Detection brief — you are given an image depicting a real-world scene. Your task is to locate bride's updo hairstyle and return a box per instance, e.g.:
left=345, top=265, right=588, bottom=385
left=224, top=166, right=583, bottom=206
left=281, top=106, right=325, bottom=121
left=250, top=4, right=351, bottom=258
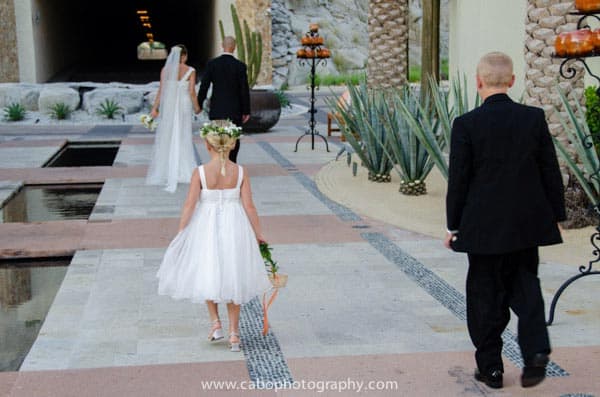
left=205, top=131, right=238, bottom=177
left=175, top=44, right=188, bottom=58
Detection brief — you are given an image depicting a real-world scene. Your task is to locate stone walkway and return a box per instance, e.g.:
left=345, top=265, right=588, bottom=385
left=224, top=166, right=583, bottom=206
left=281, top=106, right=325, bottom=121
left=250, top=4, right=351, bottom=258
left=0, top=90, right=598, bottom=396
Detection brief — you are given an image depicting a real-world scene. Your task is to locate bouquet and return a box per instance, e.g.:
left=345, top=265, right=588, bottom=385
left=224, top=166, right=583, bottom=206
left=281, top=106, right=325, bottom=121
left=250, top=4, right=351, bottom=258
left=200, top=119, right=242, bottom=139
left=259, top=242, right=287, bottom=335
left=260, top=242, right=287, bottom=288
left=140, top=114, right=157, bottom=131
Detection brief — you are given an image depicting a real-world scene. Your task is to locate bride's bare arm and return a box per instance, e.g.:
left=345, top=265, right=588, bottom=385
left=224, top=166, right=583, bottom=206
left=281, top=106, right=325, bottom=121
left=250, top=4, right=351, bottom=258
left=240, top=170, right=265, bottom=242
left=189, top=70, right=201, bottom=114
left=178, top=168, right=201, bottom=231
left=151, top=67, right=166, bottom=118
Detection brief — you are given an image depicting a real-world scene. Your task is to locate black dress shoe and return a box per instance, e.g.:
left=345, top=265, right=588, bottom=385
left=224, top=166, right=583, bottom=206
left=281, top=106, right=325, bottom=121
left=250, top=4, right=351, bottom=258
left=521, top=353, right=549, bottom=388
left=474, top=368, right=503, bottom=389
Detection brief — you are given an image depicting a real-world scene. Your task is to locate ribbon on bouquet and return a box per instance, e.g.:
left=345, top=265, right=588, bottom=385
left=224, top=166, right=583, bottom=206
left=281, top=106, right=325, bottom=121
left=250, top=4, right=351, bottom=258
left=262, top=286, right=279, bottom=336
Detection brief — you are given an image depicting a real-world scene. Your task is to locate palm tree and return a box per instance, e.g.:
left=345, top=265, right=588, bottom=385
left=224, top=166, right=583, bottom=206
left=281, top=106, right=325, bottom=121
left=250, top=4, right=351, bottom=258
left=367, top=0, right=409, bottom=89
left=421, top=0, right=440, bottom=97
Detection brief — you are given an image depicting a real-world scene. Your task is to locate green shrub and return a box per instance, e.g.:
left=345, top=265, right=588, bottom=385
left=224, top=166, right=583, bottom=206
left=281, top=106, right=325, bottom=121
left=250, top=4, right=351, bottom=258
left=585, top=86, right=600, bottom=138
left=96, top=99, right=123, bottom=119
left=3, top=102, right=26, bottom=121
left=49, top=102, right=72, bottom=120
left=554, top=86, right=600, bottom=207
left=274, top=89, right=291, bottom=108
left=409, top=60, right=450, bottom=82
left=409, top=65, right=421, bottom=83
left=312, top=73, right=365, bottom=87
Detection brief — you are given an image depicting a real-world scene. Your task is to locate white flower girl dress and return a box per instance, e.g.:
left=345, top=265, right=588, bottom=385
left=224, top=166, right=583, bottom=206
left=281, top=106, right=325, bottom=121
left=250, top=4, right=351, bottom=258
left=156, top=165, right=271, bottom=304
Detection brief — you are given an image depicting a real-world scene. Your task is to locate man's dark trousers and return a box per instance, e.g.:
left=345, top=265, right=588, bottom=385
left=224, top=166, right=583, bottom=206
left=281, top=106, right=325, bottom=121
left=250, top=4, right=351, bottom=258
left=466, top=247, right=550, bottom=374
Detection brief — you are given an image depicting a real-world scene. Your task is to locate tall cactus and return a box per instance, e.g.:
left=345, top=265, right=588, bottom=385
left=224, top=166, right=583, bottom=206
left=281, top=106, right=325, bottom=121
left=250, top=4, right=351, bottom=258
left=219, top=4, right=262, bottom=87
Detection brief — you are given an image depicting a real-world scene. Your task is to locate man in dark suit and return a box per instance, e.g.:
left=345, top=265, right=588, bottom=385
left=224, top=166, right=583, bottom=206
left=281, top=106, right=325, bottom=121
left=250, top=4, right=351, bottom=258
left=445, top=52, right=566, bottom=389
left=197, top=36, right=251, bottom=162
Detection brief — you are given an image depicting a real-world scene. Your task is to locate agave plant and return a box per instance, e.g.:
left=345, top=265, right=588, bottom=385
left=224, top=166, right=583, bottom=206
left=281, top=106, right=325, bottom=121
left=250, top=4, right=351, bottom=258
left=326, top=82, right=393, bottom=182
left=398, top=75, right=479, bottom=180
left=48, top=102, right=72, bottom=120
left=96, top=99, right=123, bottom=119
left=3, top=102, right=26, bottom=122
left=379, top=86, right=436, bottom=195
left=553, top=87, right=600, bottom=208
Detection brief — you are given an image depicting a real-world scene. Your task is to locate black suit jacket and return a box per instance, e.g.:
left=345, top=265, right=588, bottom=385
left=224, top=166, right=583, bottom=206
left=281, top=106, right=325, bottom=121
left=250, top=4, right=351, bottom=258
left=446, top=93, right=566, bottom=255
left=197, top=54, right=250, bottom=122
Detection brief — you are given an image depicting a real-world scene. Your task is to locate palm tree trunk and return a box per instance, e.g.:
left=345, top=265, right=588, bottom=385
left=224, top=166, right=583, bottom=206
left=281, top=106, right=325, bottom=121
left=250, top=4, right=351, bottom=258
left=367, top=0, right=409, bottom=89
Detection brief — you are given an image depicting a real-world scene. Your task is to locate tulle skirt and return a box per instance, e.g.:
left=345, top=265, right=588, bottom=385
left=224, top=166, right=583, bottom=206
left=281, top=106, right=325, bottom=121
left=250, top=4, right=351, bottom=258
left=156, top=201, right=272, bottom=305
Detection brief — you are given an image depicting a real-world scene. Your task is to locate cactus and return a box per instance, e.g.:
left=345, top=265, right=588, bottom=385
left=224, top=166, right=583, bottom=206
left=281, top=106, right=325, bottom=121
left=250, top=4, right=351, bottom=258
left=219, top=4, right=263, bottom=87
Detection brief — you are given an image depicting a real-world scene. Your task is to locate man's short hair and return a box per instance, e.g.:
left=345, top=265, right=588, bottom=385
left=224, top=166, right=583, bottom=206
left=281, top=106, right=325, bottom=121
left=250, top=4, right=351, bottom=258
left=223, top=36, right=236, bottom=51
left=477, top=52, right=513, bottom=88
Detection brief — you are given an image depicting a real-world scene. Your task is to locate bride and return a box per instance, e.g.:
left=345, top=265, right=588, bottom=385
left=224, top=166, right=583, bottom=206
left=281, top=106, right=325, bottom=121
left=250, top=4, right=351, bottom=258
left=146, top=44, right=201, bottom=193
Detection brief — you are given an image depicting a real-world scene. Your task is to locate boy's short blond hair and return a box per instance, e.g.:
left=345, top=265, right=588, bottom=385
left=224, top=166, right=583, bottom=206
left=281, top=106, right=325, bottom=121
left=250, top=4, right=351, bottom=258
left=476, top=52, right=514, bottom=88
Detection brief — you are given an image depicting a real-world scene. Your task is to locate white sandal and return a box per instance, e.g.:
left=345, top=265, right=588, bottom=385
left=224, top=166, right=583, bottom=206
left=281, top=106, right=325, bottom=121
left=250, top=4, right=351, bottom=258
left=208, top=319, right=224, bottom=341
left=229, top=331, right=241, bottom=352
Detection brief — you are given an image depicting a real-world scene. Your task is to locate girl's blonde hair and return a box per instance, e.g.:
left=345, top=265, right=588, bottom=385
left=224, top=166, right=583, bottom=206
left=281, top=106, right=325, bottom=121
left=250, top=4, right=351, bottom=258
left=205, top=133, right=237, bottom=176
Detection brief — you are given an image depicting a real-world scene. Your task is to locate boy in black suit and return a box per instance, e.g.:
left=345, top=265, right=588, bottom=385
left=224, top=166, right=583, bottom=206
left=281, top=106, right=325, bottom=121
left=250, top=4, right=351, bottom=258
left=445, top=52, right=566, bottom=389
left=197, top=36, right=251, bottom=162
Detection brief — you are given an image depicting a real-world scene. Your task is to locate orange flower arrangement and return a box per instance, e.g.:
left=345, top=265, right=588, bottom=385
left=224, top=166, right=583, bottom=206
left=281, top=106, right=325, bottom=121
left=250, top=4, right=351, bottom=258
left=575, top=0, right=600, bottom=12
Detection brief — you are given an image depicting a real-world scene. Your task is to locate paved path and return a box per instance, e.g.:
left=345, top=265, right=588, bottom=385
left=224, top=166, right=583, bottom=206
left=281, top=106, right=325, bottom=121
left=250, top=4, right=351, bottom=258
left=0, top=91, right=598, bottom=396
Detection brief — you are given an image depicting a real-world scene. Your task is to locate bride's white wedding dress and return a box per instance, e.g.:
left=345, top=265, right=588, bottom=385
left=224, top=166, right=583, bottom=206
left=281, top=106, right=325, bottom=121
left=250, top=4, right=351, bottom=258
left=146, top=47, right=199, bottom=193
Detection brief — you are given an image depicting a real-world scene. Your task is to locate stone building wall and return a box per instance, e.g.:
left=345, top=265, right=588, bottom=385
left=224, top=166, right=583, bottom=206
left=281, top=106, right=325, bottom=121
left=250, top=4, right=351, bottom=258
left=236, top=0, right=273, bottom=85
left=0, top=0, right=20, bottom=82
left=524, top=0, right=584, bottom=149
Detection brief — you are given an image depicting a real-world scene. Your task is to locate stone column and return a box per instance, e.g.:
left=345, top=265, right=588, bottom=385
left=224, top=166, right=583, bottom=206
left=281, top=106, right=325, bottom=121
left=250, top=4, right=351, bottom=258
left=236, top=0, right=273, bottom=85
left=367, top=0, right=409, bottom=89
left=524, top=0, right=584, bottom=148
left=0, top=0, right=19, bottom=82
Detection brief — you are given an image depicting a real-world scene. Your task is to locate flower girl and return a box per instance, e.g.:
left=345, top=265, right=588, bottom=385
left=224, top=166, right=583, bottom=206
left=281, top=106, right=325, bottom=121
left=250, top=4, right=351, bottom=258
left=156, top=121, right=271, bottom=351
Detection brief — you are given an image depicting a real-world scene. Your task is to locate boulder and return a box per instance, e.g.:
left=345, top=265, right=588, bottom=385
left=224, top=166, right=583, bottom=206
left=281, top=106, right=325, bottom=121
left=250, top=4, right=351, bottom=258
left=0, top=83, right=41, bottom=110
left=83, top=88, right=144, bottom=114
left=38, top=86, right=80, bottom=113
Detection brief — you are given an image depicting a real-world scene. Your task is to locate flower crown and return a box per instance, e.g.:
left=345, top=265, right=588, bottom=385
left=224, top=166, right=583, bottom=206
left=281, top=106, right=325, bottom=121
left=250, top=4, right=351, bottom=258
left=200, top=120, right=242, bottom=139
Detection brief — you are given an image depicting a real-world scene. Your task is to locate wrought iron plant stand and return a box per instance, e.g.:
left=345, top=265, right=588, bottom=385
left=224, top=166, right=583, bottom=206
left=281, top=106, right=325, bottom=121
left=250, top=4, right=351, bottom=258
left=548, top=10, right=600, bottom=325
left=295, top=24, right=330, bottom=152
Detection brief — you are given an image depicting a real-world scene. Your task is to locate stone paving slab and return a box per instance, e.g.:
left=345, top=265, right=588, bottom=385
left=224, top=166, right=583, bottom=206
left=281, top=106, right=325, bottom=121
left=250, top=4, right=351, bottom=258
left=0, top=147, right=61, bottom=168
left=0, top=220, right=86, bottom=259
left=0, top=215, right=365, bottom=259
left=0, top=139, right=67, bottom=148
left=0, top=166, right=147, bottom=185
left=9, top=361, right=266, bottom=397
left=90, top=176, right=334, bottom=221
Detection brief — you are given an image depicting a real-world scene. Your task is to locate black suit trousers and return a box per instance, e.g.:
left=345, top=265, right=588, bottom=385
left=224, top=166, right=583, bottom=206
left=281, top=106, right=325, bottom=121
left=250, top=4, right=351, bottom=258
left=466, top=247, right=550, bottom=374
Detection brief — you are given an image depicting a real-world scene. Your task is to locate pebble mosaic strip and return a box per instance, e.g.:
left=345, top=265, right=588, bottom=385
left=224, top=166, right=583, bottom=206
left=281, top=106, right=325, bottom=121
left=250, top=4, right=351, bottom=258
left=560, top=394, right=596, bottom=397
left=362, top=232, right=569, bottom=378
left=240, top=297, right=294, bottom=388
left=257, top=141, right=361, bottom=222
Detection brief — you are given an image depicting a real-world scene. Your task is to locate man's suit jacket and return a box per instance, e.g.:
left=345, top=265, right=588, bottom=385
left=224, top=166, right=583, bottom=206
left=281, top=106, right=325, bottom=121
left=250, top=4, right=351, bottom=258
left=447, top=93, right=566, bottom=255
left=197, top=54, right=250, bottom=123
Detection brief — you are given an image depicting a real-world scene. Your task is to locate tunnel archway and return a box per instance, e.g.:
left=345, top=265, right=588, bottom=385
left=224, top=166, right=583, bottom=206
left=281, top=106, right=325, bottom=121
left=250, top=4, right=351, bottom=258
left=41, top=0, right=216, bottom=83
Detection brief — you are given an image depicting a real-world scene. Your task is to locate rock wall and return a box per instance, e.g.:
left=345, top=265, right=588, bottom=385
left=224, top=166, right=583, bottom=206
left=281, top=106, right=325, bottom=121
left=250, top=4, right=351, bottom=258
left=0, top=0, right=19, bottom=82
left=524, top=0, right=584, bottom=148
left=236, top=0, right=273, bottom=86
left=271, top=0, right=450, bottom=87
left=271, top=0, right=296, bottom=88
left=276, top=0, right=370, bottom=86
